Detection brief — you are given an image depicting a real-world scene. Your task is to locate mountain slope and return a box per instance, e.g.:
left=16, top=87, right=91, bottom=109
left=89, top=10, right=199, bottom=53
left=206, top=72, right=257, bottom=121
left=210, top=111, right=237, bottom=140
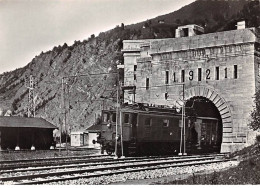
left=0, top=38, right=120, bottom=131
left=126, top=0, right=248, bottom=35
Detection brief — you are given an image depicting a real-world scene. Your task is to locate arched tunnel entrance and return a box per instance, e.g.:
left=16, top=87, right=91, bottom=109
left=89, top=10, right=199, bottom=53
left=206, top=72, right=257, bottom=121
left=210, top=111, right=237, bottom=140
left=185, top=96, right=223, bottom=154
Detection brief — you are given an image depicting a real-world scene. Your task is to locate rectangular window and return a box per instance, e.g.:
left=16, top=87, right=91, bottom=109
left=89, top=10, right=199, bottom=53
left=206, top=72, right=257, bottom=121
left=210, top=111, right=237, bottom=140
left=145, top=117, right=152, bottom=126
left=183, top=28, right=189, bottom=37
left=124, top=114, right=130, bottom=124
left=134, top=74, right=136, bottom=80
left=173, top=72, right=176, bottom=82
left=163, top=119, right=169, bottom=127
left=134, top=65, right=137, bottom=71
left=146, top=78, right=149, bottom=90
left=234, top=65, right=237, bottom=79
left=165, top=70, right=169, bottom=84
left=224, top=67, right=227, bottom=78
left=215, top=67, right=219, bottom=80
left=103, top=113, right=110, bottom=122
left=181, top=70, right=185, bottom=82
left=198, top=68, right=202, bottom=81
left=112, top=113, right=116, bottom=122
left=165, top=92, right=168, bottom=100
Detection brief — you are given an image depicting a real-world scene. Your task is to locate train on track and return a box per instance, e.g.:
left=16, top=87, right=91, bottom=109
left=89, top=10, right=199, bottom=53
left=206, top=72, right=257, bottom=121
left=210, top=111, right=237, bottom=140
left=95, top=104, right=222, bottom=156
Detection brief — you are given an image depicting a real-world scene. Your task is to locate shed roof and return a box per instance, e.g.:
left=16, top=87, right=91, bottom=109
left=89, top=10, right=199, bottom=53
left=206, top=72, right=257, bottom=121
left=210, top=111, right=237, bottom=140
left=0, top=116, right=57, bottom=129
left=85, top=124, right=101, bottom=133
left=71, top=131, right=85, bottom=135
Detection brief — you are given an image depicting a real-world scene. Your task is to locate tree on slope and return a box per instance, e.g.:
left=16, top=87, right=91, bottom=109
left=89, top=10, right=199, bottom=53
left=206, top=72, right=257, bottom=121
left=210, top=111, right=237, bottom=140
left=249, top=89, right=260, bottom=131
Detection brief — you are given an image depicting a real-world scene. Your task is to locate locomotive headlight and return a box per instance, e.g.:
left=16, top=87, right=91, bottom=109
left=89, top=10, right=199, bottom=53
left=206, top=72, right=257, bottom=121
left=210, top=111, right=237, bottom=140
left=107, top=123, right=111, bottom=128
left=170, top=132, right=173, bottom=136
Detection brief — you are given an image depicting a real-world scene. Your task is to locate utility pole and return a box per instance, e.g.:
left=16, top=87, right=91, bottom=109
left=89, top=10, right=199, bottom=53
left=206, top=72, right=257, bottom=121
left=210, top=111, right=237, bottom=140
left=119, top=81, right=125, bottom=158
left=182, top=84, right=187, bottom=155
left=60, top=77, right=64, bottom=154
left=178, top=84, right=187, bottom=156
left=114, top=64, right=125, bottom=159
left=68, top=89, right=71, bottom=148
left=116, top=64, right=125, bottom=158
left=183, top=104, right=187, bottom=155
left=178, top=101, right=184, bottom=156
left=114, top=75, right=119, bottom=159
left=25, top=75, right=36, bottom=117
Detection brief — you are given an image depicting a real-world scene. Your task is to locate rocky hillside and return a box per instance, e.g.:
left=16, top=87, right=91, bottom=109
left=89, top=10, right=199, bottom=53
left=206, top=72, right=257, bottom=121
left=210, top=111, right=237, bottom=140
left=0, top=0, right=259, bottom=133
left=0, top=37, right=122, bottom=131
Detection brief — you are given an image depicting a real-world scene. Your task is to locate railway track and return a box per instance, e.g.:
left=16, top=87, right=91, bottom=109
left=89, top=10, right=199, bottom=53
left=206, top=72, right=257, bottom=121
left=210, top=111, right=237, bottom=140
left=0, top=155, right=214, bottom=174
left=0, top=153, right=226, bottom=169
left=0, top=155, right=175, bottom=170
left=0, top=154, right=235, bottom=185
left=0, top=153, right=225, bottom=170
left=0, top=154, right=108, bottom=164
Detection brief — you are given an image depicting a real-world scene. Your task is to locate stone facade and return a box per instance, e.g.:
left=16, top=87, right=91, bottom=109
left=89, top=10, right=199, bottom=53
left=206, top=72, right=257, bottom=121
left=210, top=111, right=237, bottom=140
left=122, top=27, right=260, bottom=153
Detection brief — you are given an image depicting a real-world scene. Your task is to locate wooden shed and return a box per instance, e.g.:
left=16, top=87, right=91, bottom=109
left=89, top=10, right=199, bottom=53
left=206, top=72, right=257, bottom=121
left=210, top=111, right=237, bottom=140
left=70, top=131, right=87, bottom=147
left=0, top=116, right=57, bottom=150
left=85, top=124, right=101, bottom=149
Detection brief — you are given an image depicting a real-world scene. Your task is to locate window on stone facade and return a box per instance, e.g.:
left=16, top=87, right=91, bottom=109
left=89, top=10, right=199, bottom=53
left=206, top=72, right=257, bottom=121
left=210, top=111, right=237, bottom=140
left=215, top=67, right=219, bottom=80
left=181, top=70, right=185, bottom=82
left=165, top=70, right=169, bottom=84
left=134, top=65, right=137, bottom=71
left=165, top=92, right=168, bottom=100
left=146, top=78, right=149, bottom=90
left=198, top=68, right=202, bottom=81
left=224, top=68, right=227, bottom=78
left=234, top=65, right=237, bottom=79
left=183, top=28, right=189, bottom=37
left=134, top=74, right=136, bottom=80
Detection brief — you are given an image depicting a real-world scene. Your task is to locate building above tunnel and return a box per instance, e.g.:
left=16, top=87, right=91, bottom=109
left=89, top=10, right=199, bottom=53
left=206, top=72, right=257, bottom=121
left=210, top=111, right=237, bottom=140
left=121, top=25, right=260, bottom=153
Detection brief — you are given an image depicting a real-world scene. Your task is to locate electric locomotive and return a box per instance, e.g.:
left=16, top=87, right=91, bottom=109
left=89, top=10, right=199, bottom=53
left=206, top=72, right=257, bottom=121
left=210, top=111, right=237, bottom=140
left=95, top=105, right=221, bottom=156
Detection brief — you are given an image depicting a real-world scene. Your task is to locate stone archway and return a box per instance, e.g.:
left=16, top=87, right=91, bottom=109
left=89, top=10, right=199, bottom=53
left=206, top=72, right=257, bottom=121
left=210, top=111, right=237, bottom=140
left=175, top=86, right=233, bottom=152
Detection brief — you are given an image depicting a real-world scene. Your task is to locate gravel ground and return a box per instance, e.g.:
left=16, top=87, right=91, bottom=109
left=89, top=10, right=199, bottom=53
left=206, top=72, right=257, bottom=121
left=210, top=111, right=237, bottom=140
left=47, top=160, right=239, bottom=185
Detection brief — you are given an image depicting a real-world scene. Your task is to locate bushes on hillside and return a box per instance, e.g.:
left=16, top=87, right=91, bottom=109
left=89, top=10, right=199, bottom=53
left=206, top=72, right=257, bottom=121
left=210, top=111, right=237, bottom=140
left=249, top=89, right=260, bottom=131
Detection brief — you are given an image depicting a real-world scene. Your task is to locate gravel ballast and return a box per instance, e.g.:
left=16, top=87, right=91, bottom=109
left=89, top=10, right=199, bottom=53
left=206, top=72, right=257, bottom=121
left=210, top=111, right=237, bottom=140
left=48, top=160, right=239, bottom=185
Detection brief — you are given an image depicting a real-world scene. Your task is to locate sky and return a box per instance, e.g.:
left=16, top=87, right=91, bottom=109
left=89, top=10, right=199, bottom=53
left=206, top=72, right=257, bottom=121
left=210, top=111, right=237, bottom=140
left=0, top=0, right=195, bottom=74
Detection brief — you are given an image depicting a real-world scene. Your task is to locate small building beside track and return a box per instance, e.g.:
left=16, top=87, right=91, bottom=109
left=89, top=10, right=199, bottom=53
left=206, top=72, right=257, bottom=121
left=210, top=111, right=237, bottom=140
left=70, top=131, right=86, bottom=147
left=70, top=124, right=101, bottom=149
left=85, top=124, right=101, bottom=149
left=0, top=116, right=57, bottom=150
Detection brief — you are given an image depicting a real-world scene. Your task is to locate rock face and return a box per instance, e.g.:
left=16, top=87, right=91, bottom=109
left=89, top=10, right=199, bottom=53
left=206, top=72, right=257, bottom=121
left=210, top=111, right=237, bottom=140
left=0, top=38, right=120, bottom=132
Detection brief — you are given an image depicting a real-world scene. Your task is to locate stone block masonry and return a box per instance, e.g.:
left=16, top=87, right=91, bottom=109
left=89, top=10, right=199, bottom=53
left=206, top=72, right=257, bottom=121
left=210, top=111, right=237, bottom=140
left=122, top=27, right=260, bottom=153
